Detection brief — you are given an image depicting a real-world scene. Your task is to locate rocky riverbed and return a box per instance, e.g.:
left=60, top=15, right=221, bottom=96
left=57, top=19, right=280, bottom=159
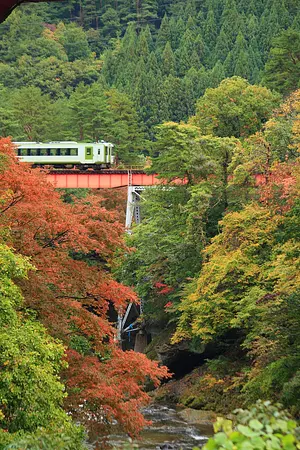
left=87, top=404, right=214, bottom=450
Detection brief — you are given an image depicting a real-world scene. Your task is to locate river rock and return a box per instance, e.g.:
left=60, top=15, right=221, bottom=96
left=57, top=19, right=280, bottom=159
left=159, top=445, right=179, bottom=450
left=177, top=408, right=216, bottom=425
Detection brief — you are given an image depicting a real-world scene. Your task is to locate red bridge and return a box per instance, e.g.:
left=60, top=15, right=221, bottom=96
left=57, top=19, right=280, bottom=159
left=47, top=170, right=160, bottom=189
left=46, top=170, right=267, bottom=189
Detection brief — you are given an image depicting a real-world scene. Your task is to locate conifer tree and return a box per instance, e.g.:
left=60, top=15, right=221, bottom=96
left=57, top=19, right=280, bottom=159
left=101, top=7, right=121, bottom=41
left=82, top=0, right=99, bottom=28
left=162, top=75, right=187, bottom=122
left=136, top=29, right=150, bottom=58
left=162, top=41, right=176, bottom=76
left=142, top=24, right=154, bottom=51
left=204, top=8, right=218, bottom=50
left=168, top=16, right=179, bottom=49
left=291, top=12, right=300, bottom=30
left=172, top=17, right=186, bottom=49
left=58, top=23, right=91, bottom=62
left=232, top=31, right=251, bottom=80
left=104, top=88, right=146, bottom=163
left=184, top=0, right=197, bottom=20
left=259, top=0, right=290, bottom=55
left=183, top=67, right=209, bottom=116
left=133, top=55, right=163, bottom=135
left=263, top=29, right=300, bottom=95
left=213, top=29, right=231, bottom=64
left=156, top=14, right=171, bottom=53
left=209, top=60, right=226, bottom=88
left=220, top=0, right=243, bottom=44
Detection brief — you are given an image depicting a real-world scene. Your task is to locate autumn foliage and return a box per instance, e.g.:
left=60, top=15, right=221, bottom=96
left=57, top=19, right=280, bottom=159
left=0, top=138, right=169, bottom=436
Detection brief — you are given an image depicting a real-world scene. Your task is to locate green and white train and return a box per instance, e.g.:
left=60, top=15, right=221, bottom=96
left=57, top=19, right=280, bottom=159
left=14, top=141, right=115, bottom=169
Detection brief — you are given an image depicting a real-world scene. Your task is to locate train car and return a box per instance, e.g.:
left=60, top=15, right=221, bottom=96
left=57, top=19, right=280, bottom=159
left=14, top=141, right=115, bottom=169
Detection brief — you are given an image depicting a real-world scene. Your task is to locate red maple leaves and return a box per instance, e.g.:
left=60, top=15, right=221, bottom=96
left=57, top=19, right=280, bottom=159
left=0, top=138, right=170, bottom=436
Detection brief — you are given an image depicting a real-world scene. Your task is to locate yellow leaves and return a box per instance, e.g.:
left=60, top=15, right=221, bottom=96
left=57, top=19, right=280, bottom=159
left=267, top=241, right=300, bottom=295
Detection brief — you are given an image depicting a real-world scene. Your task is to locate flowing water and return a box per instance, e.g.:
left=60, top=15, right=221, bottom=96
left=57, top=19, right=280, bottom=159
left=87, top=404, right=213, bottom=450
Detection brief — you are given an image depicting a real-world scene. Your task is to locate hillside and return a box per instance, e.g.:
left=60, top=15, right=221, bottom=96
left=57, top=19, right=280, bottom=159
left=0, top=0, right=299, bottom=148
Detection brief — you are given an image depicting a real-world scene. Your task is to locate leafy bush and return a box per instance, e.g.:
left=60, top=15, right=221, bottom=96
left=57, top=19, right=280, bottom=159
left=202, top=401, right=300, bottom=450
left=282, top=371, right=300, bottom=414
left=0, top=424, right=87, bottom=450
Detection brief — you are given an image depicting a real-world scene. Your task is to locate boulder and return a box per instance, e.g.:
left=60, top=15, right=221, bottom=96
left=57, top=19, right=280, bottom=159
left=177, top=408, right=216, bottom=426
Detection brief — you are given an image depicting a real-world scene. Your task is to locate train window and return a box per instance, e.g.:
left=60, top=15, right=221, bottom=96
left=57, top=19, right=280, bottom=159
left=98, top=149, right=101, bottom=155
left=49, top=148, right=57, bottom=156
left=19, top=149, right=28, bottom=156
left=17, top=149, right=21, bottom=156
left=30, top=148, right=38, bottom=156
left=60, top=148, right=71, bottom=156
left=39, top=149, right=48, bottom=156
left=70, top=148, right=78, bottom=156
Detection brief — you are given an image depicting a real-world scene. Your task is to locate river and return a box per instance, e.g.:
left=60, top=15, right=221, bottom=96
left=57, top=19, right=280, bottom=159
left=87, top=404, right=213, bottom=450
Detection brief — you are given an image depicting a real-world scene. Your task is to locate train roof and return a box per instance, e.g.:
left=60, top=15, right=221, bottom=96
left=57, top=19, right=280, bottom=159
left=14, top=141, right=114, bottom=145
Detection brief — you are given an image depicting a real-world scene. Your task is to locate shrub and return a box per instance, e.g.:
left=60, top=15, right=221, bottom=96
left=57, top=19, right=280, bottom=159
left=202, top=401, right=300, bottom=450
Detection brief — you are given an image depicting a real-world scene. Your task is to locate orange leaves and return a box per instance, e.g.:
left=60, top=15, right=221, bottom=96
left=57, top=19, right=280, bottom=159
left=154, top=281, right=174, bottom=295
left=65, top=348, right=170, bottom=435
left=259, top=160, right=299, bottom=213
left=0, top=138, right=169, bottom=435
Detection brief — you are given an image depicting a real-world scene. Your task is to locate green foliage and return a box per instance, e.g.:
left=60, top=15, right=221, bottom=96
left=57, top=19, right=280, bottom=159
left=192, top=77, right=280, bottom=138
left=0, top=424, right=86, bottom=450
left=264, top=29, right=300, bottom=95
left=56, top=23, right=92, bottom=62
left=203, top=401, right=300, bottom=450
left=0, top=0, right=297, bottom=139
left=0, top=243, right=85, bottom=448
left=149, top=122, right=216, bottom=183
left=69, top=335, right=92, bottom=356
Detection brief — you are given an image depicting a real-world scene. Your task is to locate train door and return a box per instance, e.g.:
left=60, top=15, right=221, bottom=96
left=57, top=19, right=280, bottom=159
left=85, top=146, right=93, bottom=161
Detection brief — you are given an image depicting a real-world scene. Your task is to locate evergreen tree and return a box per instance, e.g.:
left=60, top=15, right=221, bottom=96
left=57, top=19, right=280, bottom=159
left=184, top=0, right=197, bottom=20
left=161, top=75, right=187, bottom=122
left=209, top=61, right=226, bottom=88
left=213, top=29, right=231, bottom=64
left=183, top=67, right=209, bottom=116
left=67, top=82, right=112, bottom=141
left=82, top=0, right=99, bottom=28
left=175, top=28, right=197, bottom=76
left=156, top=14, right=171, bottom=52
left=162, top=41, right=176, bottom=76
left=142, top=24, right=154, bottom=51
left=9, top=86, right=56, bottom=141
left=57, top=23, right=91, bottom=62
left=291, top=11, right=300, bottom=30
left=172, top=17, right=186, bottom=49
left=259, top=0, right=290, bottom=55
left=133, top=56, right=163, bottom=135
left=204, top=8, right=218, bottom=50
left=136, top=29, right=150, bottom=58
left=101, top=7, right=122, bottom=41
left=104, top=88, right=146, bottom=163
left=232, top=31, right=251, bottom=80
left=263, top=29, right=300, bottom=95
left=220, top=0, right=243, bottom=44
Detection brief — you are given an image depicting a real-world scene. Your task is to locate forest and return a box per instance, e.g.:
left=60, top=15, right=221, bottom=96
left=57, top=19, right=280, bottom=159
left=0, top=0, right=299, bottom=448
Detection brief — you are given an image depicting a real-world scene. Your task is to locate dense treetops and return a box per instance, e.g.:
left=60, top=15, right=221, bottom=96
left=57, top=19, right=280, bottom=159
left=0, top=0, right=299, bottom=146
